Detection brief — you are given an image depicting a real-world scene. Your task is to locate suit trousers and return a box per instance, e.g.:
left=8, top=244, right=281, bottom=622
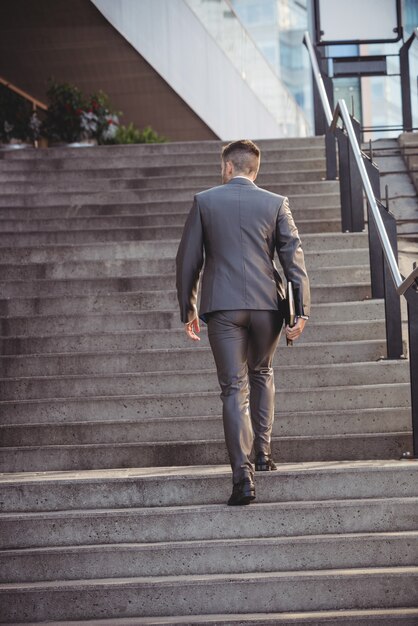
left=206, top=309, right=284, bottom=483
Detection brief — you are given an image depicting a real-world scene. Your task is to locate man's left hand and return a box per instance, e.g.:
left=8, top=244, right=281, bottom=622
left=184, top=317, right=201, bottom=342
left=285, top=317, right=306, bottom=342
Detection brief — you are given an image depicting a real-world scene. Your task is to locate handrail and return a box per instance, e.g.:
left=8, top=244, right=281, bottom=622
left=302, top=32, right=333, bottom=126
left=0, top=76, right=47, bottom=111
left=303, top=30, right=418, bottom=297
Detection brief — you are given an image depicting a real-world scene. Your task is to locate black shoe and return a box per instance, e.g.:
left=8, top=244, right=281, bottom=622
left=227, top=477, right=256, bottom=506
left=255, top=453, right=277, bottom=471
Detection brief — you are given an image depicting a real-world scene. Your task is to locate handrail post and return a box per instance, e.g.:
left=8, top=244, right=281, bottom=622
left=364, top=156, right=385, bottom=298
left=348, top=115, right=365, bottom=232
left=335, top=115, right=364, bottom=232
left=404, top=280, right=418, bottom=456
left=377, top=199, right=404, bottom=358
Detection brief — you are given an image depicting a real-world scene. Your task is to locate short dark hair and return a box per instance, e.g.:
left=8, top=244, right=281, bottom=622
left=221, top=139, right=260, bottom=174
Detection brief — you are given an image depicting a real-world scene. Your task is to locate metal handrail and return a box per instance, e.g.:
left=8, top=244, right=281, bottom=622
left=302, top=32, right=333, bottom=126
left=303, top=31, right=418, bottom=297
left=0, top=76, right=47, bottom=111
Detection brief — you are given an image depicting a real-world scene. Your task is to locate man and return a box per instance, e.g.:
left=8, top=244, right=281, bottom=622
left=176, top=139, right=310, bottom=506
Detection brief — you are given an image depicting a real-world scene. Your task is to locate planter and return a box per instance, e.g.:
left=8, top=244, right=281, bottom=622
left=0, top=140, right=34, bottom=150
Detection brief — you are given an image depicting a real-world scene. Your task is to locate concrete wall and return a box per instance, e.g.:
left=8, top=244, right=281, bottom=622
left=92, top=0, right=286, bottom=140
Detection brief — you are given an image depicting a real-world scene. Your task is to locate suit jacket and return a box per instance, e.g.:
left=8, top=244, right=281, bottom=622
left=175, top=176, right=310, bottom=324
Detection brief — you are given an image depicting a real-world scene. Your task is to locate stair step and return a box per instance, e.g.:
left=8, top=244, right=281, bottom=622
left=1, top=406, right=411, bottom=449
left=0, top=233, right=369, bottom=263
left=0, top=143, right=326, bottom=162
left=0, top=166, right=326, bottom=184
left=0, top=176, right=337, bottom=194
left=2, top=493, right=417, bottom=547
left=0, top=265, right=369, bottom=297
left=1, top=321, right=385, bottom=351
left=0, top=206, right=341, bottom=230
left=0, top=199, right=340, bottom=220
left=16, top=607, right=418, bottom=625
left=2, top=531, right=418, bottom=583
left=0, top=285, right=372, bottom=318
left=0, top=431, right=412, bottom=472
left=0, top=383, right=410, bottom=423
left=0, top=361, right=409, bottom=401
left=1, top=407, right=410, bottom=447
left=2, top=461, right=416, bottom=512
left=0, top=186, right=340, bottom=208
left=0, top=339, right=387, bottom=372
left=1, top=567, right=417, bottom=622
left=0, top=249, right=371, bottom=281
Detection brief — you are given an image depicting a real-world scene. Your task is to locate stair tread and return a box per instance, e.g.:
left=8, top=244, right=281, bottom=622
left=1, top=459, right=416, bottom=483
left=3, top=529, right=418, bottom=555
left=15, top=607, right=418, bottom=625
left=2, top=565, right=418, bottom=591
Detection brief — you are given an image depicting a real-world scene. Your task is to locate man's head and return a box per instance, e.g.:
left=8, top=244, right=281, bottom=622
left=221, top=139, right=261, bottom=184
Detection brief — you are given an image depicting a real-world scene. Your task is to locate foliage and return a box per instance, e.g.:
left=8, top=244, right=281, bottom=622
left=43, top=78, right=87, bottom=143
left=88, top=90, right=121, bottom=144
left=105, top=122, right=167, bottom=145
left=42, top=80, right=122, bottom=144
left=0, top=77, right=166, bottom=146
left=0, top=84, right=33, bottom=142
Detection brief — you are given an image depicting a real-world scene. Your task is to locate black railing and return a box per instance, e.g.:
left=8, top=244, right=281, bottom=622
left=303, top=31, right=418, bottom=458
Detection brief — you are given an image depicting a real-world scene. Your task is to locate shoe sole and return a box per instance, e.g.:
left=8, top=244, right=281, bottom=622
left=255, top=465, right=277, bottom=471
left=228, top=491, right=256, bottom=506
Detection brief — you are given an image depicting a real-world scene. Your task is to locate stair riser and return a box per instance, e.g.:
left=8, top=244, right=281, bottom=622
left=0, top=168, right=326, bottom=184
left=0, top=432, right=412, bottom=473
left=0, top=362, right=408, bottom=401
left=0, top=144, right=325, bottom=161
left=1, top=570, right=417, bottom=622
left=0, top=155, right=327, bottom=174
left=1, top=497, right=417, bottom=548
left=0, top=234, right=369, bottom=264
left=0, top=250, right=371, bottom=281
left=0, top=384, right=409, bottom=423
left=2, top=467, right=417, bottom=514
left=0, top=219, right=343, bottom=246
left=0, top=189, right=340, bottom=208
left=0, top=407, right=411, bottom=447
left=0, top=201, right=340, bottom=220
left=0, top=340, right=387, bottom=373
left=0, top=178, right=338, bottom=194
left=0, top=321, right=384, bottom=350
left=2, top=534, right=417, bottom=583
left=0, top=206, right=341, bottom=230
left=0, top=267, right=370, bottom=298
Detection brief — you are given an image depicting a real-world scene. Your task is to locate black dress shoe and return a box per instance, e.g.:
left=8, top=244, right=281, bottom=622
left=227, top=477, right=256, bottom=506
left=255, top=453, right=277, bottom=471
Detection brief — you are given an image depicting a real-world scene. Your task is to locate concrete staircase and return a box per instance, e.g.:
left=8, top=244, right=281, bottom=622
left=0, top=137, right=417, bottom=624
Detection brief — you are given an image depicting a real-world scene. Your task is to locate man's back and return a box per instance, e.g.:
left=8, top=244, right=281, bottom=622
left=197, top=177, right=286, bottom=317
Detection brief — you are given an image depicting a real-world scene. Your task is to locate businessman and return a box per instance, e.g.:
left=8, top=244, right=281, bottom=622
left=176, top=139, right=310, bottom=506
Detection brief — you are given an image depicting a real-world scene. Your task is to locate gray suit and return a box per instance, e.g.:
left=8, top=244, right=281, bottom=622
left=176, top=176, right=310, bottom=482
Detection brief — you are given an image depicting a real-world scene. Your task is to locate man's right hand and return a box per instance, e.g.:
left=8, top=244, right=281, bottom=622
left=184, top=317, right=201, bottom=342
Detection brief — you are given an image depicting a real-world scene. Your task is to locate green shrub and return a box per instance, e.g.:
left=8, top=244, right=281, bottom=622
left=105, top=122, right=167, bottom=144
